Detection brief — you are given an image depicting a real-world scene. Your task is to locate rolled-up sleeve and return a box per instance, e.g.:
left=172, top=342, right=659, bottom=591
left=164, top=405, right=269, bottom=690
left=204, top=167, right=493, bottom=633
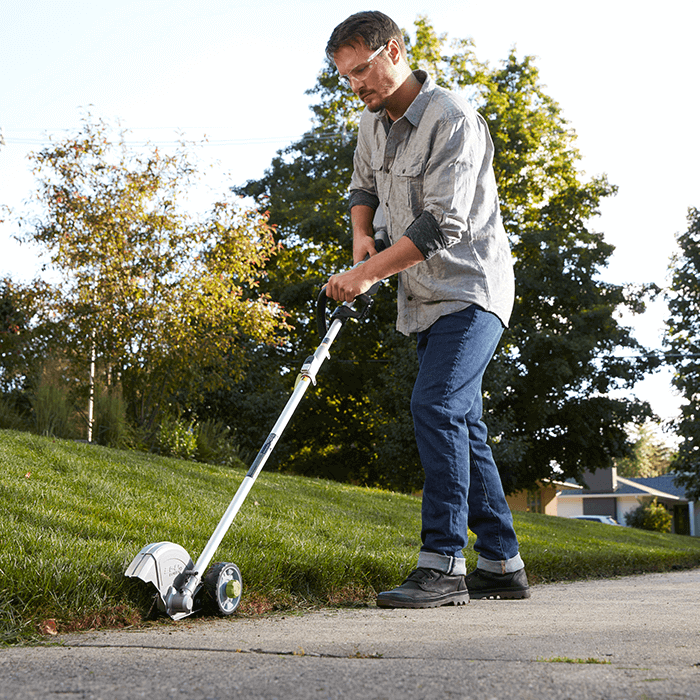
left=348, top=189, right=379, bottom=211
left=404, top=210, right=447, bottom=260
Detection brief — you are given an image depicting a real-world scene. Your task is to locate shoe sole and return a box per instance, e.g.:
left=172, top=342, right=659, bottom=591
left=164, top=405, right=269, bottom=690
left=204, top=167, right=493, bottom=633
left=468, top=588, right=531, bottom=600
left=376, top=593, right=470, bottom=609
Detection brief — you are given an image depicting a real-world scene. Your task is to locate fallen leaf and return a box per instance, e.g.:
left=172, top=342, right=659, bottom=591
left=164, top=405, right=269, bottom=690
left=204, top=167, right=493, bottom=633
left=39, top=619, right=58, bottom=636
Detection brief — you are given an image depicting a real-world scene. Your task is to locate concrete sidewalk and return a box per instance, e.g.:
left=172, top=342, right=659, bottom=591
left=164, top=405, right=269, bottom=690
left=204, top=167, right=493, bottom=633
left=1, top=569, right=699, bottom=699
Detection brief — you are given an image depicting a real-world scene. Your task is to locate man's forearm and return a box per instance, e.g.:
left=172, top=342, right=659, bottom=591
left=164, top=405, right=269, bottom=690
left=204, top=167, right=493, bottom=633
left=351, top=204, right=374, bottom=231
left=351, top=204, right=376, bottom=262
left=361, top=234, right=425, bottom=283
left=326, top=235, right=425, bottom=302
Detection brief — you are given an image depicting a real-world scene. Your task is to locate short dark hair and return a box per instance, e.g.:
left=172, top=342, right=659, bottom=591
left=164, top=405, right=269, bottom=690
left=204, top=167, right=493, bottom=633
left=325, top=11, right=405, bottom=61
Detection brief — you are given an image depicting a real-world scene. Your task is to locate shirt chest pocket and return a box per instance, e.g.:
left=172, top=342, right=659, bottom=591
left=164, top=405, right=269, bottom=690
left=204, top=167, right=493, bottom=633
left=394, top=158, right=425, bottom=217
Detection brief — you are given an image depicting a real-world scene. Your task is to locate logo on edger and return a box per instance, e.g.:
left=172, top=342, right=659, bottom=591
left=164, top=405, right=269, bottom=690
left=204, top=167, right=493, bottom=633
left=163, top=562, right=185, bottom=578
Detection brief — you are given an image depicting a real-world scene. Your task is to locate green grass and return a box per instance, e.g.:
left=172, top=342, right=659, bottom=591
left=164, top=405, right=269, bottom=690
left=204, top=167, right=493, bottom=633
left=2, top=429, right=700, bottom=644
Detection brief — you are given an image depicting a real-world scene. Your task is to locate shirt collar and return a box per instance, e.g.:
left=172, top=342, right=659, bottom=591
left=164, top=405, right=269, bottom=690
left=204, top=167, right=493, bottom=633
left=403, top=70, right=432, bottom=127
left=370, top=70, right=434, bottom=127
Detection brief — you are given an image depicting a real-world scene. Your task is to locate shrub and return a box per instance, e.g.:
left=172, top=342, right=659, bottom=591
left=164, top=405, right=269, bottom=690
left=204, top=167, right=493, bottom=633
left=93, top=390, right=134, bottom=449
left=30, top=382, right=77, bottom=439
left=156, top=414, right=197, bottom=460
left=0, top=395, right=30, bottom=431
left=195, top=418, right=240, bottom=466
left=625, top=498, right=673, bottom=533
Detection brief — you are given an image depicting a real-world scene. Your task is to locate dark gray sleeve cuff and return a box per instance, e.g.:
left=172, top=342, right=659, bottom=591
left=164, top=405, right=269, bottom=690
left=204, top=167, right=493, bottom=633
left=348, top=189, right=380, bottom=211
left=403, top=211, right=448, bottom=260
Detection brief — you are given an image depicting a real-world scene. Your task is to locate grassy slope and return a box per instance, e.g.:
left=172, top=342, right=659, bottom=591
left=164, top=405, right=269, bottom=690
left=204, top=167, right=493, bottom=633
left=2, top=429, right=700, bottom=643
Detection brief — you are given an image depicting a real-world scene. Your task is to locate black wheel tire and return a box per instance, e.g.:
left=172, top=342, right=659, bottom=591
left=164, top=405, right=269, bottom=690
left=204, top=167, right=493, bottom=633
left=203, top=562, right=243, bottom=615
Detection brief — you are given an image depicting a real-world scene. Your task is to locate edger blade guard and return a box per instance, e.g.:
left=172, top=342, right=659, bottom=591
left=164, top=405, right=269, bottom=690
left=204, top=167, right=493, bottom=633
left=125, top=541, right=194, bottom=619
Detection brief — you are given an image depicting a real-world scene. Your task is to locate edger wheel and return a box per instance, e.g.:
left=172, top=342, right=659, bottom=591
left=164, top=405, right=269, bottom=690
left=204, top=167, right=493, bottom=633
left=204, top=562, right=243, bottom=615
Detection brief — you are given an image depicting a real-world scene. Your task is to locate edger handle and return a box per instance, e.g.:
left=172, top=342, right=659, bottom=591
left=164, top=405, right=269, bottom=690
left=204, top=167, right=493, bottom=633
left=316, top=229, right=389, bottom=338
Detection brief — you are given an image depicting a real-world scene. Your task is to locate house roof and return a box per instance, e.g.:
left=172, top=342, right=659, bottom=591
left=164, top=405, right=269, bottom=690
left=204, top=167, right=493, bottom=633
left=628, top=475, right=688, bottom=499
left=615, top=477, right=682, bottom=501
left=558, top=473, right=689, bottom=502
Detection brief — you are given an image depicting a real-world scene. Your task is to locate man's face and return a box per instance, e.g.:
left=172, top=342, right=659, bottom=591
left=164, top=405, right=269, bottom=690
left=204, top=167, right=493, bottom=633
left=333, top=40, right=398, bottom=113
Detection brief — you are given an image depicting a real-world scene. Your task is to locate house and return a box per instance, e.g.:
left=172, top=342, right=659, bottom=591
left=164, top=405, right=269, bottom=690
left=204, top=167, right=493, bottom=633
left=506, top=479, right=582, bottom=517
left=555, top=466, right=698, bottom=536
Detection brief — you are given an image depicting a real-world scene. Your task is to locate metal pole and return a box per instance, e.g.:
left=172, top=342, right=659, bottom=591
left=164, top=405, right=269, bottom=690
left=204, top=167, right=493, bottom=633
left=192, top=312, right=346, bottom=576
left=164, top=311, right=351, bottom=616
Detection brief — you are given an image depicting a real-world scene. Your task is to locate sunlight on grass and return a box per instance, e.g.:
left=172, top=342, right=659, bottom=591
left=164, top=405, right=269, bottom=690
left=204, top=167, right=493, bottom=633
left=2, top=429, right=700, bottom=643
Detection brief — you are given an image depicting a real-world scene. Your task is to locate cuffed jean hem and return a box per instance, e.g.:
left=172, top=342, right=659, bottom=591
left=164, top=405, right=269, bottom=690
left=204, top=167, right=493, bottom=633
left=417, top=551, right=467, bottom=576
left=477, top=553, right=525, bottom=574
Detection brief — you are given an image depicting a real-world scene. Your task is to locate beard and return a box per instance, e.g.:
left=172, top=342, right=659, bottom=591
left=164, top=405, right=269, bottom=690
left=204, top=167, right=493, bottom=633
left=357, top=70, right=403, bottom=114
left=359, top=87, right=391, bottom=114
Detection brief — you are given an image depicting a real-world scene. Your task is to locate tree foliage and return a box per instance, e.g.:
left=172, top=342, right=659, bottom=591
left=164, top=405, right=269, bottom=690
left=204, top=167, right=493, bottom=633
left=0, top=277, right=52, bottom=396
left=15, top=115, right=288, bottom=433
left=665, top=207, right=700, bottom=499
left=615, top=423, right=674, bottom=478
left=217, top=16, right=656, bottom=492
left=434, top=32, right=657, bottom=490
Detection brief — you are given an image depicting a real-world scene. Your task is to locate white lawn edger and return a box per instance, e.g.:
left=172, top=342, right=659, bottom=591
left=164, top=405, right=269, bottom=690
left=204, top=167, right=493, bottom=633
left=125, top=231, right=388, bottom=619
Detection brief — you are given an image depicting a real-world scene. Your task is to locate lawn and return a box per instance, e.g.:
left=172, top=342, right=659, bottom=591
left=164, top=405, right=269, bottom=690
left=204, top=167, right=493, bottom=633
left=2, top=429, right=700, bottom=644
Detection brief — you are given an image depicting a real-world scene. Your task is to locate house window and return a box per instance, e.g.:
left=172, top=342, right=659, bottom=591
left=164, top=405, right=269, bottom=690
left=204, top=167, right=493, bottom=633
left=527, top=490, right=543, bottom=514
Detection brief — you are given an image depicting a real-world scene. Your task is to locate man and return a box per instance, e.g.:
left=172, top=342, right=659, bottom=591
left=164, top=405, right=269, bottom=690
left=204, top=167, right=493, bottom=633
left=324, top=11, right=530, bottom=608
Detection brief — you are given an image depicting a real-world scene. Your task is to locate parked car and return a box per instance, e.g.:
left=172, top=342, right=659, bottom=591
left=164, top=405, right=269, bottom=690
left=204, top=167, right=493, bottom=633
left=571, top=515, right=620, bottom=525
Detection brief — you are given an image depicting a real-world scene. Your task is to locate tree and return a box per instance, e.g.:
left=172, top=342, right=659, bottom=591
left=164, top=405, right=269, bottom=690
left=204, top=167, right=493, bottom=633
left=0, top=278, right=38, bottom=394
left=0, top=277, right=54, bottom=394
left=229, top=62, right=408, bottom=485
left=615, top=423, right=674, bottom=478
left=14, top=114, right=288, bottom=434
left=227, top=16, right=657, bottom=492
left=451, top=40, right=657, bottom=491
left=665, top=207, right=700, bottom=499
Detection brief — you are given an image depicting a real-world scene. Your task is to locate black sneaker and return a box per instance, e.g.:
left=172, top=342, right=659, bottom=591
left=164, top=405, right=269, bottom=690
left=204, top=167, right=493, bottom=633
left=465, top=567, right=531, bottom=599
left=376, top=567, right=470, bottom=609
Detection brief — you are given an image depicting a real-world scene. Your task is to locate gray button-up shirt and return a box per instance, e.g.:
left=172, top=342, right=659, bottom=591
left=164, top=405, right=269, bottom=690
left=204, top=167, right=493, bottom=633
left=349, top=71, right=515, bottom=335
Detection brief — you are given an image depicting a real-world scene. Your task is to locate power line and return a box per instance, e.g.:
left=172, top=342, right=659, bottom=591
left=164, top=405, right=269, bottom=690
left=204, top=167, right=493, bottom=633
left=0, top=128, right=349, bottom=149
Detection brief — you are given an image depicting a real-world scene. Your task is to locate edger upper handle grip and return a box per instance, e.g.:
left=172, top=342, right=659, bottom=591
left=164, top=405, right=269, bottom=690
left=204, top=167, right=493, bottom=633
left=316, top=230, right=389, bottom=338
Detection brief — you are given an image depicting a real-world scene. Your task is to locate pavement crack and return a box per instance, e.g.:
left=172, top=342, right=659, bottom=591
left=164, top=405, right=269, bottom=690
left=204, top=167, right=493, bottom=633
left=64, top=643, right=383, bottom=659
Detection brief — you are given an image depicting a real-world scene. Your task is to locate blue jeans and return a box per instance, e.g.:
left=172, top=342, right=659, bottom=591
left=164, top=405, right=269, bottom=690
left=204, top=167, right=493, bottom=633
left=411, top=306, right=523, bottom=576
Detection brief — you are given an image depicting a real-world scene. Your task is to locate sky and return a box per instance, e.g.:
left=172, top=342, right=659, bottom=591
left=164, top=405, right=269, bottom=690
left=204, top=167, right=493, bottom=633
left=1, top=0, right=698, bottom=436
